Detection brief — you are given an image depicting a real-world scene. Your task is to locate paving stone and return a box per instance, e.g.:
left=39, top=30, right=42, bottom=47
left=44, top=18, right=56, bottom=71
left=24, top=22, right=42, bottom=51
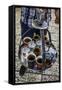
left=42, top=75, right=59, bottom=81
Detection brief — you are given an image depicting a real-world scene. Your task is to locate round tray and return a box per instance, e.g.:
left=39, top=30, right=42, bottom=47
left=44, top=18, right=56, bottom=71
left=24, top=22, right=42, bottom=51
left=20, top=41, right=56, bottom=72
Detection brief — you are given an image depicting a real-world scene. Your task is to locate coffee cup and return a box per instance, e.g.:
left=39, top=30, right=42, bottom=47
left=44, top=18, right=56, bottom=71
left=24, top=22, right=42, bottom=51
left=27, top=53, right=36, bottom=69
left=33, top=47, right=41, bottom=56
left=23, top=37, right=32, bottom=45
left=36, top=56, right=44, bottom=69
left=33, top=34, right=40, bottom=41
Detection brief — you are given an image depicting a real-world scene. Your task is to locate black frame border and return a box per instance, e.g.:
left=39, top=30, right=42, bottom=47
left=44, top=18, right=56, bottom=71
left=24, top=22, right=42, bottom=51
left=8, top=5, right=61, bottom=85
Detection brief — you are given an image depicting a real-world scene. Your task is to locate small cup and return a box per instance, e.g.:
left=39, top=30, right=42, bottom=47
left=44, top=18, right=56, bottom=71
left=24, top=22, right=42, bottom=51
left=33, top=35, right=40, bottom=41
left=36, top=56, right=44, bottom=69
left=33, top=47, right=41, bottom=56
left=23, top=37, right=32, bottom=45
left=27, top=53, right=36, bottom=69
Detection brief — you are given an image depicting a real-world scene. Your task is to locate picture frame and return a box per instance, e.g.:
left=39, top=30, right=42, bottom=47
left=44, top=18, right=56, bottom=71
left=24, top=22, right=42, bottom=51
left=8, top=5, right=61, bottom=85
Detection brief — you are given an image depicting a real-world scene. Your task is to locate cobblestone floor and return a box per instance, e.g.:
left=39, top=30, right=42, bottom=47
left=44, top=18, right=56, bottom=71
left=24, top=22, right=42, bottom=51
left=15, top=8, right=60, bottom=83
